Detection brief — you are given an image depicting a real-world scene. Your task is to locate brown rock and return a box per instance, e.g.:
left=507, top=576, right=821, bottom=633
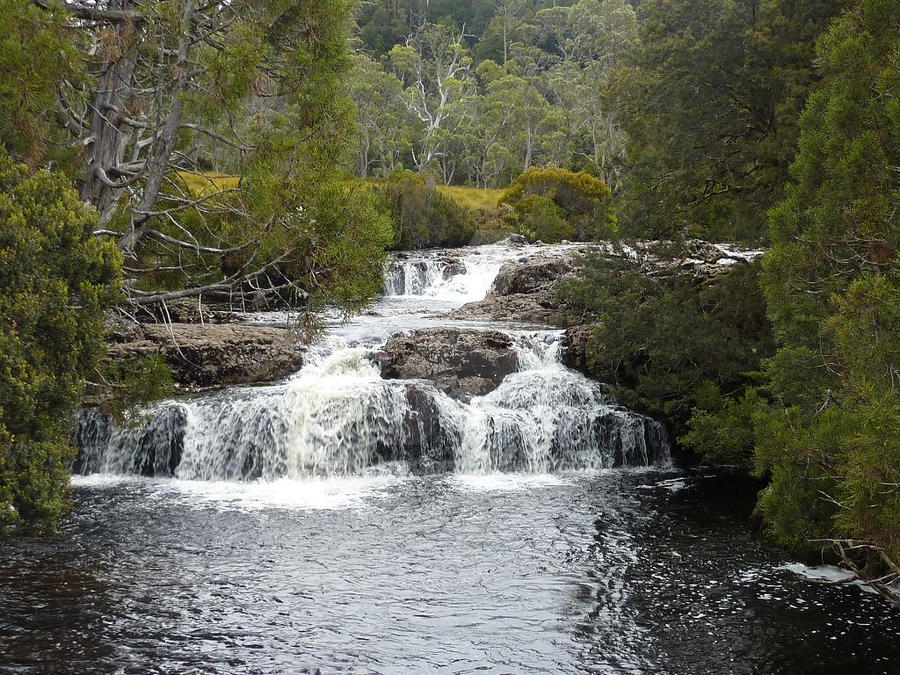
left=376, top=327, right=519, bottom=399
left=106, top=323, right=305, bottom=389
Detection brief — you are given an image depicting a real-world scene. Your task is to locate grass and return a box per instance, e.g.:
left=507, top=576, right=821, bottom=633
left=175, top=172, right=508, bottom=215
left=177, top=171, right=241, bottom=196
left=436, top=184, right=506, bottom=212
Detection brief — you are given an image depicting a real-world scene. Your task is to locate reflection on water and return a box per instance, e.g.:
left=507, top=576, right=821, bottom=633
left=1, top=470, right=898, bottom=674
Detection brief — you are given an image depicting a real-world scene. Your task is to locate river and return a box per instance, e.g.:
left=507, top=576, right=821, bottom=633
left=1, top=242, right=898, bottom=674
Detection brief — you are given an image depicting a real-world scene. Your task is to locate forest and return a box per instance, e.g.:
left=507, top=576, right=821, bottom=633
left=0, top=0, right=898, bottom=626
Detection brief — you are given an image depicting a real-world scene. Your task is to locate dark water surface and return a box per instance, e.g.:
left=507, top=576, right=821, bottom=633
left=1, top=470, right=898, bottom=674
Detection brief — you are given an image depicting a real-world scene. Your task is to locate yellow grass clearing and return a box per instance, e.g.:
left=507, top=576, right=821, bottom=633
left=177, top=171, right=241, bottom=196
left=436, top=185, right=505, bottom=212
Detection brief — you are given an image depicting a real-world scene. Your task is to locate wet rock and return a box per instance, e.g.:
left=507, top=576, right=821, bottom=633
left=376, top=328, right=519, bottom=400
left=562, top=325, right=596, bottom=372
left=106, top=323, right=305, bottom=389
left=400, top=383, right=459, bottom=472
left=502, top=233, right=528, bottom=245
left=446, top=249, right=586, bottom=326
left=73, top=405, right=187, bottom=477
left=489, top=253, right=576, bottom=297
left=448, top=294, right=563, bottom=326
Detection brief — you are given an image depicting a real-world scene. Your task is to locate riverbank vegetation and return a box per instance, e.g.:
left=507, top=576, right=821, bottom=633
left=557, top=0, right=898, bottom=601
left=0, top=154, right=119, bottom=533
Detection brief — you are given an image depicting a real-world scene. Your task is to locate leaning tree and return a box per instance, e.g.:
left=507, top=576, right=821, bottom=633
left=15, top=0, right=390, bottom=312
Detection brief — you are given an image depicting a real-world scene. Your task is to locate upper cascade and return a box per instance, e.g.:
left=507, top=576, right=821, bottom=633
left=75, top=243, right=671, bottom=480
left=382, top=242, right=547, bottom=302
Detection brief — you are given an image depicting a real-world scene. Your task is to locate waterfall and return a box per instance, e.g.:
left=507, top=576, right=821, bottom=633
left=77, top=244, right=670, bottom=480
left=382, top=244, right=532, bottom=302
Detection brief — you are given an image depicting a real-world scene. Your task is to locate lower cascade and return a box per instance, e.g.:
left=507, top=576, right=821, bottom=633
left=75, top=244, right=670, bottom=480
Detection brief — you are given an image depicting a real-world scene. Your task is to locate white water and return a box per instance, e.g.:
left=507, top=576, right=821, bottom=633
left=76, top=242, right=669, bottom=480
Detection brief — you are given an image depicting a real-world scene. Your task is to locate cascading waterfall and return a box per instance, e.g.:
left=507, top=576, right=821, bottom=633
left=382, top=244, right=531, bottom=302
left=76, top=243, right=670, bottom=480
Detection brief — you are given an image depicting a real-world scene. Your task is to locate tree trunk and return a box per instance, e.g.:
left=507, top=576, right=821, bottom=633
left=119, top=0, right=196, bottom=254
left=81, top=0, right=138, bottom=225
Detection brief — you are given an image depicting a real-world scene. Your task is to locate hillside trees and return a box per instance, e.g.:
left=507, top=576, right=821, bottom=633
left=9, top=0, right=391, bottom=312
left=388, top=23, right=475, bottom=180
left=350, top=0, right=640, bottom=189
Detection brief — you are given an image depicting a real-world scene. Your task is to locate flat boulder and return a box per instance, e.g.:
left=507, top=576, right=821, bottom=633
left=376, top=327, right=518, bottom=400
left=448, top=251, right=583, bottom=327
left=106, top=323, right=305, bottom=389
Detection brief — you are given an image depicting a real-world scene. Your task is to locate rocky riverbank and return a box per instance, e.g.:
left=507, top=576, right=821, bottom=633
left=442, top=238, right=761, bottom=370
left=105, top=321, right=305, bottom=391
left=99, top=239, right=756, bottom=395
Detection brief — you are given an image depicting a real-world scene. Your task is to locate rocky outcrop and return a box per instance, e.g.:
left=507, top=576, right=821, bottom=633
left=562, top=324, right=596, bottom=372
left=376, top=327, right=518, bottom=400
left=645, top=239, right=758, bottom=282
left=106, top=322, right=305, bottom=389
left=136, top=297, right=243, bottom=324
left=448, top=249, right=584, bottom=326
left=490, top=253, right=576, bottom=296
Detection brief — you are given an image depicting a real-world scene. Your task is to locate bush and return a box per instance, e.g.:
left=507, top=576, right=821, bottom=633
left=0, top=152, right=121, bottom=534
left=516, top=195, right=574, bottom=243
left=560, top=246, right=774, bottom=448
left=376, top=171, right=475, bottom=249
left=501, top=167, right=615, bottom=241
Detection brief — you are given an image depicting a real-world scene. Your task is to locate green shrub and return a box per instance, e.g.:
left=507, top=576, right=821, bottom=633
left=501, top=167, right=615, bottom=241
left=516, top=195, right=574, bottom=243
left=0, top=152, right=121, bottom=534
left=560, top=247, right=774, bottom=445
left=376, top=171, right=475, bottom=249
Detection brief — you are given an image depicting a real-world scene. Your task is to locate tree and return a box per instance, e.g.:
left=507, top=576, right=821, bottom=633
left=754, top=0, right=899, bottom=603
left=350, top=54, right=414, bottom=177
left=389, top=23, right=475, bottom=179
left=460, top=60, right=551, bottom=187
left=496, top=0, right=529, bottom=66
left=12, top=0, right=388, bottom=311
left=620, top=0, right=842, bottom=241
left=0, top=152, right=121, bottom=534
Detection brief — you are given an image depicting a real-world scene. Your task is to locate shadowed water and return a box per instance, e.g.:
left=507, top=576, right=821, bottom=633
left=1, top=471, right=898, bottom=674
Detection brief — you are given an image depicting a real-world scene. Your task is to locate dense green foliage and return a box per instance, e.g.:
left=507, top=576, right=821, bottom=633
left=0, top=0, right=393, bottom=313
left=0, top=153, right=120, bottom=534
left=564, top=0, right=898, bottom=596
left=501, top=167, right=614, bottom=241
left=751, top=0, right=899, bottom=579
left=561, top=247, right=774, bottom=443
left=376, top=171, right=476, bottom=249
left=619, top=0, right=842, bottom=242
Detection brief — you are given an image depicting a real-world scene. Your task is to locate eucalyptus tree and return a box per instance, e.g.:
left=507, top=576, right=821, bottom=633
left=388, top=22, right=475, bottom=178
left=461, top=59, right=551, bottom=187
left=350, top=54, right=414, bottom=177
left=14, top=0, right=391, bottom=311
